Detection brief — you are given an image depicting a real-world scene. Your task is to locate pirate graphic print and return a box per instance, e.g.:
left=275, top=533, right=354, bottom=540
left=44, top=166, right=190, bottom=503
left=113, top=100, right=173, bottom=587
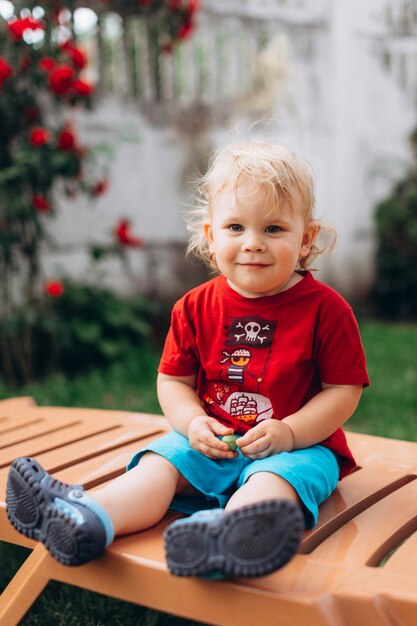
left=203, top=316, right=277, bottom=431
left=220, top=347, right=252, bottom=384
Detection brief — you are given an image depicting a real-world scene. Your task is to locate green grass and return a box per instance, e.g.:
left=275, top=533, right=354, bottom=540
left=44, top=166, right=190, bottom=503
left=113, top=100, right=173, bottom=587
left=349, top=321, right=417, bottom=441
left=0, top=348, right=162, bottom=414
left=1, top=320, right=416, bottom=625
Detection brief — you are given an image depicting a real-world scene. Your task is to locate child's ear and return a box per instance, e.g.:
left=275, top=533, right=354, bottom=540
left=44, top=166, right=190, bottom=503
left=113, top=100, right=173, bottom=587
left=203, top=222, right=214, bottom=246
left=300, top=222, right=319, bottom=257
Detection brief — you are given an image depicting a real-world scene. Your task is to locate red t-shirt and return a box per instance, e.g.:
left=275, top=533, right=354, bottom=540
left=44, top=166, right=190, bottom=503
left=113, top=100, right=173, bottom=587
left=159, top=272, right=370, bottom=478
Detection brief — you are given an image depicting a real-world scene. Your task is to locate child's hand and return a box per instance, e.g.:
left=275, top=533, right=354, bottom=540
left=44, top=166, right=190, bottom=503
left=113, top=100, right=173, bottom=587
left=237, top=420, right=294, bottom=459
left=188, top=416, right=237, bottom=460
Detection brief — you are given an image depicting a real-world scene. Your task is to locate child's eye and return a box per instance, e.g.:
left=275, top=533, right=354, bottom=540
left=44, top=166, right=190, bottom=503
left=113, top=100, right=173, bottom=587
left=228, top=224, right=244, bottom=232
left=265, top=225, right=282, bottom=233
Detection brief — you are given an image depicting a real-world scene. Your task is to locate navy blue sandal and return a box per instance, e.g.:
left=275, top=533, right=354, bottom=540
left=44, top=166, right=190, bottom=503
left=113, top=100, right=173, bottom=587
left=6, top=457, right=111, bottom=566
left=164, top=498, right=304, bottom=579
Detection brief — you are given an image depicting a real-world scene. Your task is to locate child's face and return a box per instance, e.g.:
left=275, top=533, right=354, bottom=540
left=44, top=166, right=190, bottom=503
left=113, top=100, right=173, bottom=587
left=203, top=178, right=317, bottom=298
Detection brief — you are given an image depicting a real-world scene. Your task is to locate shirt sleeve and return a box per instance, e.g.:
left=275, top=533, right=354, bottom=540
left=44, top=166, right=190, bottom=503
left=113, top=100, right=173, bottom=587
left=315, top=308, right=370, bottom=387
left=158, top=298, right=199, bottom=376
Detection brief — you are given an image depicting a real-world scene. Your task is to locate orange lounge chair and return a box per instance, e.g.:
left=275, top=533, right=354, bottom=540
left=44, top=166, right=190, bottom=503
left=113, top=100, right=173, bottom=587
left=0, top=397, right=416, bottom=626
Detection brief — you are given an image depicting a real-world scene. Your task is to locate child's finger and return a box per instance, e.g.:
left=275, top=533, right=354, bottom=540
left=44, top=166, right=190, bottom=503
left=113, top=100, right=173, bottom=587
left=236, top=433, right=265, bottom=450
left=197, top=432, right=236, bottom=458
left=236, top=429, right=258, bottom=448
left=211, top=422, right=234, bottom=436
left=200, top=443, right=237, bottom=459
left=201, top=429, right=230, bottom=451
left=239, top=434, right=269, bottom=455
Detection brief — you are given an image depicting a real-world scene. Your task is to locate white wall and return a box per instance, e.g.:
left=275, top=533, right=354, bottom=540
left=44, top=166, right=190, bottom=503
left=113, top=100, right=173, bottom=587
left=43, top=98, right=210, bottom=299
left=43, top=0, right=416, bottom=302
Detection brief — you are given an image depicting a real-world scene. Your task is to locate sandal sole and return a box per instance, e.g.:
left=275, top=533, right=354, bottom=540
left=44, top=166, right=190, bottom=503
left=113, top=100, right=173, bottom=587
left=6, top=457, right=98, bottom=566
left=164, top=499, right=304, bottom=578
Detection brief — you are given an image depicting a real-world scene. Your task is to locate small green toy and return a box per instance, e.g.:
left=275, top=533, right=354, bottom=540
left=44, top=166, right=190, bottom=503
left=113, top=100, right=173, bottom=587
left=222, top=434, right=238, bottom=451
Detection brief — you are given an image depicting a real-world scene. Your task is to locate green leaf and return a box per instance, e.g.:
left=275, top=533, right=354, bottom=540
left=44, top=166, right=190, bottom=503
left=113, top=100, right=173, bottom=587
left=98, top=340, right=122, bottom=358
left=72, top=322, right=102, bottom=344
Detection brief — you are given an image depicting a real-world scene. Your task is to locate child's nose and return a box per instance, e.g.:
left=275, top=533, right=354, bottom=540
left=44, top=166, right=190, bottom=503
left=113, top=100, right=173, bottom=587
left=241, top=232, right=266, bottom=252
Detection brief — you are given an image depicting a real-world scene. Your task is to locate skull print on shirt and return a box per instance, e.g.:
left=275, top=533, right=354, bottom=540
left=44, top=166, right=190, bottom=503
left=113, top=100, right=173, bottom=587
left=203, top=316, right=277, bottom=430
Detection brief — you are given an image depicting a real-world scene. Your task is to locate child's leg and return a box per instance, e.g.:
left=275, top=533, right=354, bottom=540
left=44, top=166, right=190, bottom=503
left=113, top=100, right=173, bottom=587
left=91, top=452, right=184, bottom=535
left=224, top=471, right=300, bottom=511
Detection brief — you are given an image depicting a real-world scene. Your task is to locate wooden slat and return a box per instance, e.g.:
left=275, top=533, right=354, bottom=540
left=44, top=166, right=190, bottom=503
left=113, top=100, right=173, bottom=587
left=0, top=416, right=45, bottom=435
left=309, top=479, right=417, bottom=567
left=0, top=418, right=81, bottom=448
left=21, top=424, right=165, bottom=473
left=301, top=467, right=415, bottom=552
left=53, top=433, right=169, bottom=489
left=1, top=421, right=126, bottom=467
left=0, top=425, right=167, bottom=496
left=0, top=397, right=35, bottom=413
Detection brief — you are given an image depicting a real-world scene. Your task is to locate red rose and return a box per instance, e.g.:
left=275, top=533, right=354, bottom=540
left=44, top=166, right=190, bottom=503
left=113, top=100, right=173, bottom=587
left=30, top=127, right=50, bottom=146
left=71, top=79, right=94, bottom=96
left=0, top=58, right=13, bottom=89
left=60, top=41, right=87, bottom=69
left=44, top=280, right=64, bottom=298
left=57, top=128, right=77, bottom=151
left=49, top=65, right=74, bottom=94
left=32, top=195, right=51, bottom=213
left=8, top=17, right=45, bottom=40
left=39, top=57, right=55, bottom=72
left=0, top=58, right=13, bottom=79
left=188, top=0, right=200, bottom=13
left=90, top=179, right=109, bottom=196
left=178, top=18, right=194, bottom=40
left=69, top=47, right=86, bottom=69
left=115, top=219, right=143, bottom=247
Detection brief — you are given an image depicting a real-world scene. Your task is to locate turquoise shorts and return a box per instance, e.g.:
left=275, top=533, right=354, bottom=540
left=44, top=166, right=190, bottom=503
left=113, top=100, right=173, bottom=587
left=127, top=431, right=340, bottom=529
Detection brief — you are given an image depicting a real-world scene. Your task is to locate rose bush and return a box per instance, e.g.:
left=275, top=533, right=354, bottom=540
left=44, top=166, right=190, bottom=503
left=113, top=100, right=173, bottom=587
left=0, top=5, right=106, bottom=384
left=0, top=1, right=199, bottom=384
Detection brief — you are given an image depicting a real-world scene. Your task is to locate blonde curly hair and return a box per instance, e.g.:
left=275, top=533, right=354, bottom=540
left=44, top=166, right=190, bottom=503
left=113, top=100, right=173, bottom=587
left=185, top=141, right=335, bottom=271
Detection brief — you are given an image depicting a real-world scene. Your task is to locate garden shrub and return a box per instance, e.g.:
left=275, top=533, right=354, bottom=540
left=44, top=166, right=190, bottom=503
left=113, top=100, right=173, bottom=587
left=0, top=282, right=168, bottom=384
left=371, top=172, right=417, bottom=319
left=0, top=2, right=200, bottom=386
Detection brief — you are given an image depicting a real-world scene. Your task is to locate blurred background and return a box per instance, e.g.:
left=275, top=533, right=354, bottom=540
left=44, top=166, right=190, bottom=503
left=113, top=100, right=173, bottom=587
left=0, top=1, right=416, bottom=622
left=5, top=0, right=417, bottom=296
left=0, top=0, right=416, bottom=448
left=44, top=0, right=417, bottom=304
